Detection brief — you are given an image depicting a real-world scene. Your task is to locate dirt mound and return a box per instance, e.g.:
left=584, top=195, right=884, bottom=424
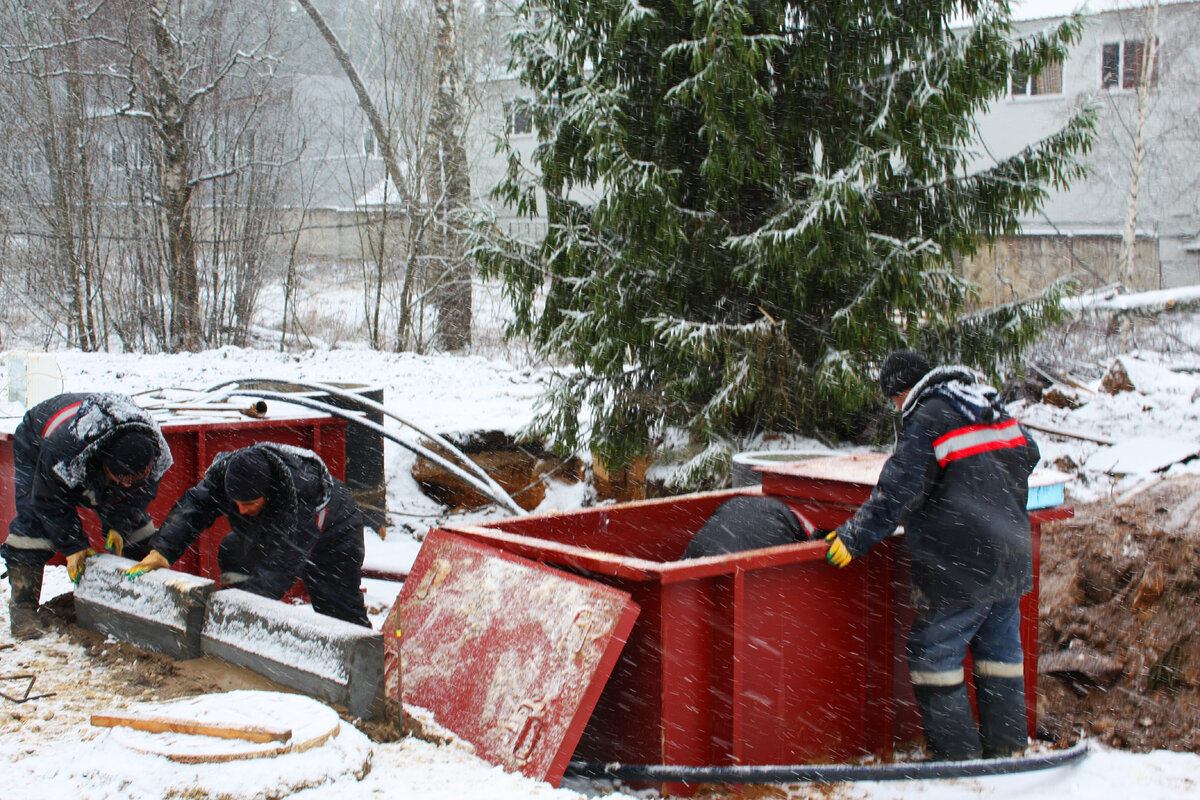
left=1038, top=476, right=1200, bottom=751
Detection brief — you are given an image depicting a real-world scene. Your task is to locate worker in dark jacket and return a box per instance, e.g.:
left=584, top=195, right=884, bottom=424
left=824, top=351, right=1040, bottom=761
left=3, top=392, right=173, bottom=639
left=127, top=443, right=371, bottom=628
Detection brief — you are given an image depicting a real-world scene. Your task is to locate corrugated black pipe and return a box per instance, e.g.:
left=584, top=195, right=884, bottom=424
left=564, top=738, right=1088, bottom=783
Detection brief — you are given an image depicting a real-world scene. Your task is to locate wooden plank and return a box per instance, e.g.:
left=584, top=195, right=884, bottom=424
left=91, top=711, right=292, bottom=744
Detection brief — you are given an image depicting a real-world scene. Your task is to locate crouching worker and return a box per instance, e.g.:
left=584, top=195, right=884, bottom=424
left=823, top=351, right=1040, bottom=761
left=126, top=443, right=371, bottom=628
left=3, top=393, right=173, bottom=640
left=681, top=494, right=816, bottom=559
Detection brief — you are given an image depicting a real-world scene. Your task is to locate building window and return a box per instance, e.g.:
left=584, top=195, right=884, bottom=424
left=504, top=98, right=533, bottom=136
left=1012, top=58, right=1063, bottom=97
left=363, top=127, right=379, bottom=157
left=1102, top=39, right=1159, bottom=90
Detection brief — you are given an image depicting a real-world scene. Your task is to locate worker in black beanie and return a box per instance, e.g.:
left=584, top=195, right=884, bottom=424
left=823, top=351, right=1041, bottom=762
left=128, top=443, right=371, bottom=627
left=223, top=449, right=273, bottom=507
left=98, top=430, right=160, bottom=482
left=878, top=350, right=932, bottom=400
left=3, top=393, right=172, bottom=639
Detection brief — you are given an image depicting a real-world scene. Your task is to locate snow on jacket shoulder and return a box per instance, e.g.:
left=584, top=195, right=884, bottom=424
left=836, top=367, right=1040, bottom=609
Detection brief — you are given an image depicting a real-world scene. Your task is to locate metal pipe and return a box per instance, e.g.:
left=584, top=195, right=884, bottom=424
left=564, top=738, right=1089, bottom=784
left=221, top=388, right=524, bottom=515
left=205, top=378, right=515, bottom=510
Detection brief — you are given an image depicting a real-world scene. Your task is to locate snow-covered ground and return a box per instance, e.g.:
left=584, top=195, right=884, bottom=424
left=2, top=302, right=1200, bottom=798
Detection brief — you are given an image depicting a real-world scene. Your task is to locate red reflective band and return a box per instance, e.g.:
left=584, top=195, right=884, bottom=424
left=316, top=506, right=327, bottom=531
left=932, top=418, right=1026, bottom=467
left=791, top=507, right=816, bottom=536
left=42, top=402, right=83, bottom=438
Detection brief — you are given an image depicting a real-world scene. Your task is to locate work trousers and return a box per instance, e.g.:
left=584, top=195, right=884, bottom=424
left=907, top=598, right=1027, bottom=759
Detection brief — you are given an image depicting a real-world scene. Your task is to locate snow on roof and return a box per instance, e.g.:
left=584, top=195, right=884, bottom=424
left=352, top=172, right=409, bottom=209
left=1016, top=223, right=1157, bottom=238
left=1010, top=0, right=1196, bottom=22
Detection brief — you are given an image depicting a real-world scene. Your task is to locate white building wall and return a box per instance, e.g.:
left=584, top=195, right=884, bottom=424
left=973, top=1, right=1200, bottom=287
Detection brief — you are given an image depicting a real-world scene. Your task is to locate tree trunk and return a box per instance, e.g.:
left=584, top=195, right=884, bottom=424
left=151, top=0, right=201, bottom=352
left=428, top=0, right=473, bottom=351
left=1118, top=0, right=1161, bottom=291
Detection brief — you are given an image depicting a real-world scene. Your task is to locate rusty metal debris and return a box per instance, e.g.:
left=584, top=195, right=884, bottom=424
left=0, top=673, right=56, bottom=703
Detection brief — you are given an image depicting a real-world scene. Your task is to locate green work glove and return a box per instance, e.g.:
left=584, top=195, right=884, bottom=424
left=66, top=548, right=96, bottom=584
left=126, top=550, right=170, bottom=579
left=105, top=529, right=124, bottom=557
left=825, top=531, right=852, bottom=568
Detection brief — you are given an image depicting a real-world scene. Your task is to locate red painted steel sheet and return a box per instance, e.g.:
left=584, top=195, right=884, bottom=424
left=394, top=529, right=639, bottom=786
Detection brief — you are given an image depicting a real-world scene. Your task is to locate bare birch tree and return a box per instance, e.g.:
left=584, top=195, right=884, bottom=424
left=294, top=0, right=477, bottom=353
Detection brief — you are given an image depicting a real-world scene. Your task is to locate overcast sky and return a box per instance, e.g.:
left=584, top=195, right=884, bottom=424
left=1010, top=0, right=1179, bottom=21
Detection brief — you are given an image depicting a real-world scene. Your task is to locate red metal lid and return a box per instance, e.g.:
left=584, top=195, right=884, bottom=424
left=391, top=528, right=640, bottom=785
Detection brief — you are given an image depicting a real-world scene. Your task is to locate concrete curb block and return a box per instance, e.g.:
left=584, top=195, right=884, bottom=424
left=200, top=588, right=383, bottom=719
left=75, top=554, right=216, bottom=660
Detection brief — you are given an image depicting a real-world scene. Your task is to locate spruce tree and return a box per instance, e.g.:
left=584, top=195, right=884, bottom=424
left=479, top=0, right=1094, bottom=486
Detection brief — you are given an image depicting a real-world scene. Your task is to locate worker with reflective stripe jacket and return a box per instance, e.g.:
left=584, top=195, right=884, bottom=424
left=3, top=393, right=173, bottom=639
left=128, top=442, right=371, bottom=627
left=824, top=351, right=1040, bottom=762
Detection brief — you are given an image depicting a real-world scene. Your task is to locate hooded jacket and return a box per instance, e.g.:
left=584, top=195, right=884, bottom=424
left=835, top=367, right=1041, bottom=609
left=7, top=393, right=173, bottom=556
left=150, top=443, right=361, bottom=601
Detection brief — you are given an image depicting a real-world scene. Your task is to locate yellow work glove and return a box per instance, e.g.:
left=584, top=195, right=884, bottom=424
left=66, top=548, right=96, bottom=584
left=125, top=549, right=170, bottom=579
left=825, top=531, right=852, bottom=568
left=105, top=529, right=124, bottom=557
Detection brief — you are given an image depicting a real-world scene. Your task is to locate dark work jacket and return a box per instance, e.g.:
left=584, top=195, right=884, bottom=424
left=150, top=443, right=361, bottom=601
left=7, top=393, right=173, bottom=556
left=835, top=367, right=1041, bottom=610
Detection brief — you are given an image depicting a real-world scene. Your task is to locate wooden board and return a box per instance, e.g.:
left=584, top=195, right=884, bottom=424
left=92, top=711, right=292, bottom=743
left=107, top=690, right=339, bottom=764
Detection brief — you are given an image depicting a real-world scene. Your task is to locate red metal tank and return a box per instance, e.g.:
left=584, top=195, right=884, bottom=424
left=0, top=408, right=346, bottom=583
left=427, top=453, right=1070, bottom=780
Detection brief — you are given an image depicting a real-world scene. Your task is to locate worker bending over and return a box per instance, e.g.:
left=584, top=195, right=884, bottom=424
left=824, top=351, right=1040, bottom=761
left=127, top=443, right=371, bottom=627
left=4, top=393, right=172, bottom=639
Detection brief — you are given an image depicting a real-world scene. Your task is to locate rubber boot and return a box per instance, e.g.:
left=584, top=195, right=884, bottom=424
left=7, top=563, right=45, bottom=640
left=975, top=673, right=1028, bottom=758
left=913, top=683, right=983, bottom=761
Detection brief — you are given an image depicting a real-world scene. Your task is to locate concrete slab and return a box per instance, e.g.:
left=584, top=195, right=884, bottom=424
left=200, top=589, right=383, bottom=719
left=75, top=554, right=217, bottom=660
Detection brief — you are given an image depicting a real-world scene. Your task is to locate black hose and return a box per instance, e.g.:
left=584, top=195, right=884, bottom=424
left=564, top=738, right=1089, bottom=784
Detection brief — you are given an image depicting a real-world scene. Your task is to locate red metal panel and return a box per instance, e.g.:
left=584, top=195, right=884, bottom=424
left=484, top=489, right=740, bottom=561
left=395, top=529, right=639, bottom=786
left=0, top=413, right=346, bottom=590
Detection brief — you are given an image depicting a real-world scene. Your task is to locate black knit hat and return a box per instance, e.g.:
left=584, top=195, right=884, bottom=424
left=224, top=448, right=272, bottom=502
left=879, top=350, right=932, bottom=398
left=99, top=429, right=158, bottom=479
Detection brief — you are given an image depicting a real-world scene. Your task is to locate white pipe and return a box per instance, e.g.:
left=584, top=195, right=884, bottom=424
left=223, top=388, right=524, bottom=515
left=205, top=377, right=515, bottom=509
